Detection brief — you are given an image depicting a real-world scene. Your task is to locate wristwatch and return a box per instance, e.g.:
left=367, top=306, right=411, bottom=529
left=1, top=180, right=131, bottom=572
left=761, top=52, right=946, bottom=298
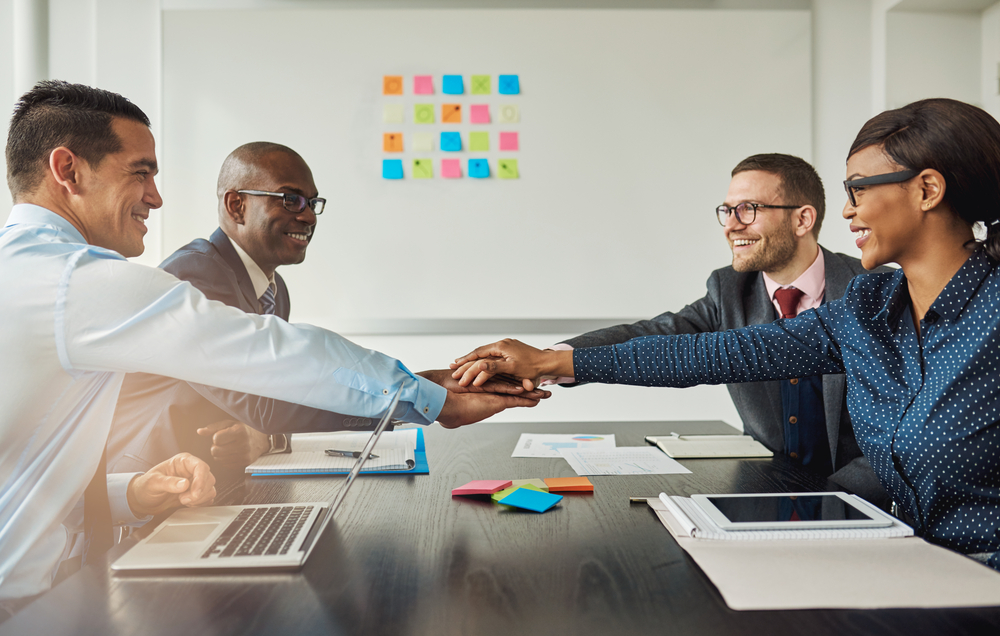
left=268, top=434, right=292, bottom=454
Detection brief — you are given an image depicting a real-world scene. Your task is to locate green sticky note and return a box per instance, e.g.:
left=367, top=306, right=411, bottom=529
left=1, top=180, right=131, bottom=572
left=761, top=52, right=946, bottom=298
left=413, top=159, right=433, bottom=179
left=511, top=478, right=548, bottom=491
left=469, top=131, right=489, bottom=152
left=414, top=104, right=435, bottom=124
left=471, top=75, right=491, bottom=95
left=491, top=484, right=545, bottom=502
left=498, top=159, right=519, bottom=179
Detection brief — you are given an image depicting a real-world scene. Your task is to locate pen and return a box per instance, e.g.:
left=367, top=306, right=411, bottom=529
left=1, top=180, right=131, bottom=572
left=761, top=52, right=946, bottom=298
left=629, top=496, right=659, bottom=503
left=325, top=449, right=379, bottom=459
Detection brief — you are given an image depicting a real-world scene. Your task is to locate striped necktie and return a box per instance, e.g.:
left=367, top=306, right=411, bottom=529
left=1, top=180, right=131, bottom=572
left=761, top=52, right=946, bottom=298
left=260, top=286, right=276, bottom=315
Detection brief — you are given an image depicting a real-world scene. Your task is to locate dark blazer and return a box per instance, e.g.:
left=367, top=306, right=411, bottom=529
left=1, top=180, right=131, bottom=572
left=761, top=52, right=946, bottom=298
left=563, top=246, right=892, bottom=508
left=108, top=229, right=374, bottom=482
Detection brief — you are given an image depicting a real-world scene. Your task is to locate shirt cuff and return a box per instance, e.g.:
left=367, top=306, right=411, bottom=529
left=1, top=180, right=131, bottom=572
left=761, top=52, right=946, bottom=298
left=398, top=374, right=447, bottom=425
left=108, top=472, right=153, bottom=526
left=543, top=343, right=576, bottom=385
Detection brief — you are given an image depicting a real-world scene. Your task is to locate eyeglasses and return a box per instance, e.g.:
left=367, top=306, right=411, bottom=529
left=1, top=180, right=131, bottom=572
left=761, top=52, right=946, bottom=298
left=843, top=170, right=918, bottom=207
left=237, top=190, right=326, bottom=215
left=715, top=202, right=801, bottom=226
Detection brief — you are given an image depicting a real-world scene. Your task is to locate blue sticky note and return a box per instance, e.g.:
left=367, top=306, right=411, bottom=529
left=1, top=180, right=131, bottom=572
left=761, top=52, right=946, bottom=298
left=498, top=75, right=520, bottom=95
left=440, top=132, right=462, bottom=152
left=468, top=159, right=490, bottom=179
left=498, top=488, right=562, bottom=513
left=382, top=159, right=404, bottom=179
left=442, top=75, right=464, bottom=95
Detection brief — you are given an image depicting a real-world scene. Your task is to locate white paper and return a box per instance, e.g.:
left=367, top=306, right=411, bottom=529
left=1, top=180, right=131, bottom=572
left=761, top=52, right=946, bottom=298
left=511, top=433, right=616, bottom=458
left=558, top=446, right=691, bottom=476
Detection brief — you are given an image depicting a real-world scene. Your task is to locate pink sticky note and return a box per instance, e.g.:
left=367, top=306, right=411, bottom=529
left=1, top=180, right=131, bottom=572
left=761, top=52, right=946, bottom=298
left=470, top=104, right=490, bottom=124
left=499, top=132, right=519, bottom=151
left=414, top=75, right=434, bottom=95
left=441, top=159, right=462, bottom=179
left=452, top=480, right=512, bottom=496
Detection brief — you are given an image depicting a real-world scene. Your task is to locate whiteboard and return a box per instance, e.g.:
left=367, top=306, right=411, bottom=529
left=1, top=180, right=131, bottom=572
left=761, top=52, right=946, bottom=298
left=161, top=8, right=811, bottom=329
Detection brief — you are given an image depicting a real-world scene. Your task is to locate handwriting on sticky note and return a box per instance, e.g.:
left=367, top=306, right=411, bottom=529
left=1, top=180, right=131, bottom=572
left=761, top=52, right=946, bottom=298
left=468, top=159, right=490, bottom=179
left=414, top=75, right=434, bottom=94
left=441, top=159, right=462, bottom=178
left=383, top=104, right=404, bottom=124
left=383, top=133, right=403, bottom=152
left=442, top=75, right=464, bottom=95
left=470, top=104, right=490, bottom=124
left=383, top=75, right=403, bottom=95
left=471, top=75, right=491, bottom=94
left=442, top=104, right=461, bottom=123
left=498, top=104, right=520, bottom=124
left=412, top=159, right=433, bottom=179
left=382, top=159, right=404, bottom=180
left=498, top=74, right=520, bottom=95
left=414, top=104, right=434, bottom=124
left=498, top=159, right=519, bottom=179
left=469, top=132, right=489, bottom=152
left=440, top=132, right=462, bottom=152
left=499, top=132, right=519, bottom=151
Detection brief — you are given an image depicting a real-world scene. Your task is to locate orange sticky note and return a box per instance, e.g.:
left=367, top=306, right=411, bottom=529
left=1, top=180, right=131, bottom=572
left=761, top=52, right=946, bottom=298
left=383, top=132, right=403, bottom=152
left=442, top=103, right=462, bottom=123
left=544, top=477, right=594, bottom=492
left=383, top=75, right=403, bottom=95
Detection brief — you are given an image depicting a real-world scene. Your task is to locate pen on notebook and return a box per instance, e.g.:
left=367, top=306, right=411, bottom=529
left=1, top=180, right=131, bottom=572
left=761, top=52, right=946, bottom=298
left=658, top=493, right=698, bottom=537
left=629, top=496, right=660, bottom=503
left=325, top=449, right=379, bottom=459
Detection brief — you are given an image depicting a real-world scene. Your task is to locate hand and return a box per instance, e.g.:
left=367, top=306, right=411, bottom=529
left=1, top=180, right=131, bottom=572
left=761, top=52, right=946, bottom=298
left=449, top=339, right=574, bottom=391
left=436, top=390, right=542, bottom=429
left=418, top=368, right=551, bottom=401
left=196, top=419, right=273, bottom=469
left=126, top=452, right=217, bottom=517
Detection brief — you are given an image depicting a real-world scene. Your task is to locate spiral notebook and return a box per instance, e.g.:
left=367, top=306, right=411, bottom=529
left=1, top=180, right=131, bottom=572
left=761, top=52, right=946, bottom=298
left=246, top=428, right=428, bottom=476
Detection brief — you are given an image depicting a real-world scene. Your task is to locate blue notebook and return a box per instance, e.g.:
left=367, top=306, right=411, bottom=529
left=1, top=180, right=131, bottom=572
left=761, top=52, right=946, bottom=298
left=246, top=428, right=428, bottom=476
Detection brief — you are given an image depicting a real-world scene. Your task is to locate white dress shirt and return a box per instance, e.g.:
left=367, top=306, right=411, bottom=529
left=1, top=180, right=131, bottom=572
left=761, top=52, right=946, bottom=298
left=0, top=204, right=445, bottom=599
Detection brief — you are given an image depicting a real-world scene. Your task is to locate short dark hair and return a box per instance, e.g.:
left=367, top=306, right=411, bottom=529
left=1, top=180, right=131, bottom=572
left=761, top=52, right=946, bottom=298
left=6, top=80, right=150, bottom=198
left=732, top=153, right=826, bottom=237
left=849, top=98, right=1000, bottom=261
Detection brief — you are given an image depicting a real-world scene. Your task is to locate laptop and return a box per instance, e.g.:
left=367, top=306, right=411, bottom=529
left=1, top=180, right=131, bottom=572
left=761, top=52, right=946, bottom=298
left=111, top=385, right=403, bottom=574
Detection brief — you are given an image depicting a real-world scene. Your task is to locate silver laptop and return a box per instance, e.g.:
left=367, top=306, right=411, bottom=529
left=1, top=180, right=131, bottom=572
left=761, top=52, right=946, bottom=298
left=111, top=385, right=403, bottom=574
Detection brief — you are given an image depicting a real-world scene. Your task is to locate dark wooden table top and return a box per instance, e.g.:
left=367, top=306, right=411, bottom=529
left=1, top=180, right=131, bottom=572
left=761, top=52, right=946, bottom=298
left=3, top=420, right=999, bottom=636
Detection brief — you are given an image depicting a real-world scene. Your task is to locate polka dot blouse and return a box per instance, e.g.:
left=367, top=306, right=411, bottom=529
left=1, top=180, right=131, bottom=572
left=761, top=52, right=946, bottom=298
left=576, top=249, right=1000, bottom=569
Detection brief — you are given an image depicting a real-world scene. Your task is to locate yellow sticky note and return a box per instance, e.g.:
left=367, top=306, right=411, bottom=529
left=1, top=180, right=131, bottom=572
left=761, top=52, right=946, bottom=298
left=412, top=159, right=433, bottom=179
left=383, top=132, right=403, bottom=153
left=511, top=479, right=548, bottom=491
left=498, top=104, right=520, bottom=124
left=383, top=75, right=403, bottom=95
left=498, top=159, right=519, bottom=179
left=383, top=104, right=404, bottom=123
left=412, top=132, right=433, bottom=152
left=491, top=484, right=545, bottom=502
left=442, top=103, right=462, bottom=124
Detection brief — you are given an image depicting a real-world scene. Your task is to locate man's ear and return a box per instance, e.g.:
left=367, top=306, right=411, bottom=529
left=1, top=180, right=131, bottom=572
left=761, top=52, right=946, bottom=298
left=794, top=205, right=817, bottom=238
left=49, top=147, right=82, bottom=195
left=917, top=168, right=946, bottom=212
left=222, top=190, right=246, bottom=225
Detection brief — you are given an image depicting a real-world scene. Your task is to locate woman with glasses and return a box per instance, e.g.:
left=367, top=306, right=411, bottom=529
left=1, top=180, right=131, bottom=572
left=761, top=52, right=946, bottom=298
left=452, top=98, right=1000, bottom=570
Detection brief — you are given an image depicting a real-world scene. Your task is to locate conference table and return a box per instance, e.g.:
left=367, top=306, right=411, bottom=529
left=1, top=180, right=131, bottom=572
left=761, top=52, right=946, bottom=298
left=3, top=420, right=999, bottom=636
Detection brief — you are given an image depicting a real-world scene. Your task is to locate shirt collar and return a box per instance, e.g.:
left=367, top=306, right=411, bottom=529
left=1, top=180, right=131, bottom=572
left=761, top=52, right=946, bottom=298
left=762, top=245, right=826, bottom=306
left=228, top=238, right=275, bottom=300
left=878, top=250, right=993, bottom=330
left=5, top=203, right=88, bottom=244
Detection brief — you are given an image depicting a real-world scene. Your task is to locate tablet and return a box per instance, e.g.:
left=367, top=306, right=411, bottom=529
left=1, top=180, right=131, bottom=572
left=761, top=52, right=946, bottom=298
left=689, top=492, right=894, bottom=531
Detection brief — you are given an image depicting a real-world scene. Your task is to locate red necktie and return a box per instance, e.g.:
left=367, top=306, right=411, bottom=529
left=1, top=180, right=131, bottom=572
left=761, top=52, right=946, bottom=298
left=774, top=287, right=805, bottom=319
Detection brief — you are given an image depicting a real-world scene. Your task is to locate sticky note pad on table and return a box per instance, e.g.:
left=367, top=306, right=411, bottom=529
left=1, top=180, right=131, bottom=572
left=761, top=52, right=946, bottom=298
left=468, top=159, right=490, bottom=179
left=498, top=159, right=518, bottom=179
left=383, top=133, right=403, bottom=152
left=452, top=480, right=512, bottom=496
left=491, top=484, right=545, bottom=502
left=442, top=104, right=462, bottom=123
left=440, top=132, right=462, bottom=152
left=471, top=74, right=491, bottom=94
left=414, top=75, right=434, bottom=94
left=511, top=478, right=548, bottom=491
left=498, top=104, right=520, bottom=124
left=382, top=104, right=404, bottom=123
left=382, top=159, right=403, bottom=180
left=544, top=476, right=594, bottom=492
left=441, top=159, right=462, bottom=178
left=412, top=132, right=433, bottom=152
left=499, top=131, right=519, bottom=151
left=498, top=74, right=520, bottom=95
left=468, top=132, right=489, bottom=151
left=414, top=104, right=435, bottom=124
left=383, top=75, right=403, bottom=95
left=442, top=74, right=464, bottom=94
left=499, top=489, right=563, bottom=513
left=470, top=104, right=490, bottom=124
left=412, top=159, right=433, bottom=179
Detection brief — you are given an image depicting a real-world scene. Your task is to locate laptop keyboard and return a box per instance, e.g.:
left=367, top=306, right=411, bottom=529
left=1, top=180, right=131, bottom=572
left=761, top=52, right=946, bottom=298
left=201, top=505, right=315, bottom=559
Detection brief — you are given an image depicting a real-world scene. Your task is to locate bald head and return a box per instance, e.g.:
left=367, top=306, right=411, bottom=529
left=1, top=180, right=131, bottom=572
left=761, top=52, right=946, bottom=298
left=217, top=142, right=303, bottom=204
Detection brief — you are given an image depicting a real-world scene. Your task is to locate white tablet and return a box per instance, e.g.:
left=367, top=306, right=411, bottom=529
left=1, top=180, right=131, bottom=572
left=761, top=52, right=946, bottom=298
left=689, top=492, right=895, bottom=531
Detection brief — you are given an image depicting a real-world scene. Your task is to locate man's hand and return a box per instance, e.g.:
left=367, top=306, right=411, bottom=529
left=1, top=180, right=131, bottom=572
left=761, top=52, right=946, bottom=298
left=196, top=419, right=273, bottom=469
left=418, top=368, right=551, bottom=400
left=449, top=339, right=574, bottom=391
left=436, top=390, right=543, bottom=429
left=126, top=453, right=217, bottom=517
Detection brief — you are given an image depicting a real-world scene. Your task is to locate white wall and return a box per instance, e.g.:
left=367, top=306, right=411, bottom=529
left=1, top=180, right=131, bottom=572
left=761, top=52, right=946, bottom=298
left=982, top=2, right=1000, bottom=119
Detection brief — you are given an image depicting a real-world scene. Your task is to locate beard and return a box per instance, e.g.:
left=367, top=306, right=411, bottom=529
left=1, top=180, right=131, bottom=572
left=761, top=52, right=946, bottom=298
left=731, top=213, right=798, bottom=273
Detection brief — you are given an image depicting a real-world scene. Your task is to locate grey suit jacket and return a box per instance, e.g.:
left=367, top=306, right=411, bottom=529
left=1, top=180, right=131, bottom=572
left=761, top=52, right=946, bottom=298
left=108, top=229, right=374, bottom=483
left=562, top=246, right=892, bottom=509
